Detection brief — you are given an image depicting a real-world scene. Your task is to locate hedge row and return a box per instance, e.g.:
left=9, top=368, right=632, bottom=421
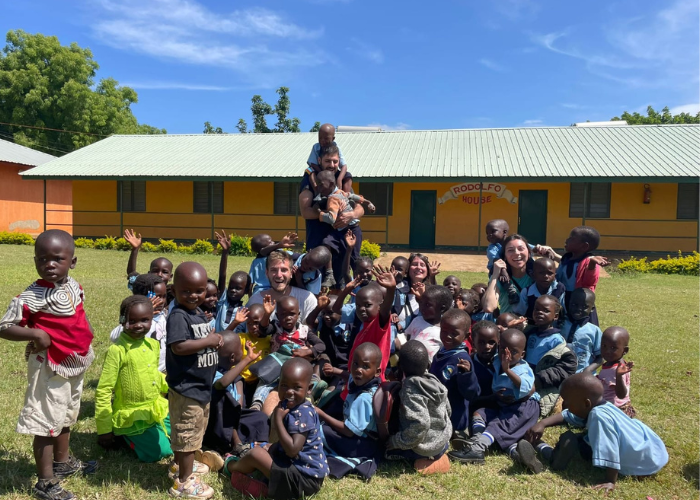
left=617, top=251, right=699, bottom=276
left=0, top=231, right=383, bottom=260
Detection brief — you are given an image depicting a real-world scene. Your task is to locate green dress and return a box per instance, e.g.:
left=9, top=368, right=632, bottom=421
left=497, top=274, right=534, bottom=314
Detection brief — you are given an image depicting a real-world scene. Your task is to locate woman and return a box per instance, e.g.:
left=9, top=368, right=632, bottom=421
left=482, top=234, right=535, bottom=315
left=396, top=253, right=440, bottom=330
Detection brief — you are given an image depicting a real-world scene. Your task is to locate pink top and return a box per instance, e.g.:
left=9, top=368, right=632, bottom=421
left=404, top=316, right=443, bottom=362
left=597, top=361, right=631, bottom=407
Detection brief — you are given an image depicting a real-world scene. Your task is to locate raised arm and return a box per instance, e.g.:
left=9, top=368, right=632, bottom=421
left=343, top=230, right=356, bottom=285
left=124, top=229, right=141, bottom=276
left=215, top=230, right=231, bottom=294
left=215, top=341, right=260, bottom=390
left=260, top=232, right=298, bottom=257
left=373, top=265, right=397, bottom=328
left=482, top=260, right=506, bottom=313
left=332, top=277, right=361, bottom=315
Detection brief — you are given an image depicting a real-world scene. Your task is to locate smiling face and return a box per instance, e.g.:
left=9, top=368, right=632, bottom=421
left=278, top=360, right=312, bottom=409
left=355, top=286, right=382, bottom=323
left=149, top=258, right=173, bottom=283
left=320, top=153, right=340, bottom=172
left=123, top=302, right=153, bottom=340
left=350, top=345, right=382, bottom=386
left=227, top=273, right=249, bottom=305
left=486, top=221, right=508, bottom=245
left=276, top=297, right=300, bottom=331
left=266, top=254, right=293, bottom=293
left=533, top=296, right=559, bottom=328
left=354, top=259, right=374, bottom=285
left=34, top=236, right=76, bottom=284
left=601, top=327, right=629, bottom=363
left=440, top=315, right=468, bottom=351
left=443, top=276, right=461, bottom=299
left=203, top=282, right=218, bottom=311
left=473, top=324, right=499, bottom=362
left=504, top=238, right=530, bottom=271
left=172, top=263, right=208, bottom=311
left=408, top=255, right=428, bottom=283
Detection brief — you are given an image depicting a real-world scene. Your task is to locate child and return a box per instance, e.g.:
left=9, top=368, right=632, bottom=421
left=525, top=373, right=667, bottom=490
left=307, top=295, right=355, bottom=374
left=227, top=358, right=328, bottom=500
left=214, top=230, right=251, bottom=332
left=402, top=285, right=453, bottom=362
left=525, top=296, right=566, bottom=367
left=554, top=226, right=608, bottom=325
left=347, top=256, right=374, bottom=304
left=429, top=309, right=480, bottom=445
left=96, top=296, right=172, bottom=463
left=389, top=255, right=410, bottom=350
left=201, top=279, right=219, bottom=327
left=460, top=287, right=494, bottom=323
left=514, top=257, right=566, bottom=322
left=248, top=232, right=298, bottom=295
left=306, top=123, right=348, bottom=191
left=448, top=329, right=540, bottom=468
left=496, top=312, right=527, bottom=332
left=0, top=230, right=97, bottom=500
left=563, top=288, right=603, bottom=373
left=316, top=342, right=383, bottom=480
left=235, top=304, right=273, bottom=388
left=293, top=245, right=333, bottom=296
left=485, top=219, right=510, bottom=278
left=124, top=228, right=173, bottom=287
left=471, top=282, right=487, bottom=300
left=596, top=327, right=635, bottom=417
left=386, top=341, right=452, bottom=474
left=442, top=275, right=461, bottom=306
left=166, top=261, right=224, bottom=498
left=470, top=321, right=500, bottom=411
left=315, top=170, right=375, bottom=230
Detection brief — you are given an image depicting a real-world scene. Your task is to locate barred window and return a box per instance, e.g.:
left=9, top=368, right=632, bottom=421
left=677, top=184, right=699, bottom=219
left=357, top=182, right=393, bottom=216
left=118, top=181, right=146, bottom=212
left=193, top=182, right=224, bottom=213
left=569, top=183, right=610, bottom=218
left=274, top=183, right=298, bottom=215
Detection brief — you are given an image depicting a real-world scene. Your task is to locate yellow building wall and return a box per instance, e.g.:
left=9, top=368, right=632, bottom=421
left=69, top=179, right=698, bottom=252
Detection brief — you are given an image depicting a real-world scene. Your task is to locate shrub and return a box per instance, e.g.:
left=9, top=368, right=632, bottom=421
left=617, top=256, right=650, bottom=274
left=618, top=252, right=699, bottom=276
left=360, top=240, right=381, bottom=260
left=141, top=241, right=158, bottom=252
left=0, top=231, right=34, bottom=245
left=114, top=237, right=131, bottom=251
left=158, top=239, right=177, bottom=253
left=228, top=234, right=253, bottom=256
left=190, top=239, right=214, bottom=255
left=93, top=236, right=116, bottom=250
left=177, top=244, right=193, bottom=254
left=74, top=237, right=94, bottom=249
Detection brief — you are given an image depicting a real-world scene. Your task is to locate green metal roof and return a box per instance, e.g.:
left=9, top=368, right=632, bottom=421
left=20, top=125, right=700, bottom=181
left=0, top=138, right=55, bottom=167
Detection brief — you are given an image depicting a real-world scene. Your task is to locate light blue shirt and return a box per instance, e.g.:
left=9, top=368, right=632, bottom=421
left=486, top=243, right=501, bottom=271
left=249, top=257, right=269, bottom=296
left=214, top=293, right=243, bottom=333
left=492, top=356, right=540, bottom=401
left=562, top=403, right=668, bottom=476
left=514, top=279, right=564, bottom=317
left=525, top=331, right=566, bottom=366
left=294, top=254, right=322, bottom=295
left=307, top=142, right=346, bottom=167
left=343, top=385, right=378, bottom=437
left=213, top=370, right=240, bottom=402
left=562, top=320, right=603, bottom=372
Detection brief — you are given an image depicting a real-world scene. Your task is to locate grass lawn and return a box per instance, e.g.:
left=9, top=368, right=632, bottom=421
left=0, top=245, right=698, bottom=500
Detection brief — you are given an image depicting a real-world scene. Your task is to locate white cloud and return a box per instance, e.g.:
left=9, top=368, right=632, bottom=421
left=670, top=103, right=700, bottom=115
left=478, top=58, right=506, bottom=72
left=522, top=119, right=543, bottom=126
left=366, top=122, right=410, bottom=131
left=347, top=39, right=384, bottom=64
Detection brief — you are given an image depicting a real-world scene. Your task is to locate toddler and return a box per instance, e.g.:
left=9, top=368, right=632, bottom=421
left=429, top=309, right=480, bottom=445
left=386, top=341, right=452, bottom=474
left=307, top=295, right=355, bottom=375
left=563, top=288, right=603, bottom=373
left=214, top=230, right=251, bottom=332
left=442, top=275, right=461, bottom=306
left=293, top=245, right=333, bottom=295
left=96, top=296, right=172, bottom=462
left=201, top=279, right=219, bottom=328
left=596, top=326, right=635, bottom=417
left=227, top=358, right=328, bottom=500
left=496, top=312, right=527, bottom=332
left=525, top=373, right=667, bottom=491
left=234, top=304, right=272, bottom=389
left=0, top=230, right=97, bottom=500
left=347, top=255, right=374, bottom=304
left=514, top=257, right=566, bottom=322
left=315, top=170, right=375, bottom=230
left=305, top=123, right=348, bottom=190
left=402, top=285, right=453, bottom=361
left=248, top=232, right=298, bottom=295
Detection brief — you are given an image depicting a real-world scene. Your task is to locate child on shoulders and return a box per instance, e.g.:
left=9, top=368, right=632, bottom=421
left=401, top=285, right=453, bottom=362
left=214, top=230, right=252, bottom=332
left=596, top=327, right=636, bottom=418
left=429, top=309, right=480, bottom=446
left=563, top=288, right=603, bottom=373
left=96, top=296, right=172, bottom=463
left=514, top=257, right=566, bottom=322
left=386, top=341, right=452, bottom=475
left=525, top=373, right=667, bottom=491
left=248, top=232, right=298, bottom=295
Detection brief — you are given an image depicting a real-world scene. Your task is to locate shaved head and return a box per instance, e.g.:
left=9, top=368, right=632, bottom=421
left=174, top=261, right=207, bottom=283
left=35, top=229, right=74, bottom=255
left=319, top=123, right=335, bottom=134
left=561, top=372, right=604, bottom=401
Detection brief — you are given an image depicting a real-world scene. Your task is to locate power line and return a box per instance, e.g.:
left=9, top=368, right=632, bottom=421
left=0, top=131, right=72, bottom=155
left=0, top=121, right=110, bottom=137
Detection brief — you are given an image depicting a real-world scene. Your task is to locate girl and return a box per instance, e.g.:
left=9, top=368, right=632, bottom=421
left=396, top=253, right=441, bottom=331
left=202, top=278, right=219, bottom=329
left=96, top=296, right=172, bottom=463
left=482, top=234, right=535, bottom=315
left=596, top=326, right=635, bottom=417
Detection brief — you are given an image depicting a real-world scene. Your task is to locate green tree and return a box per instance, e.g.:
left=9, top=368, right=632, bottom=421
left=309, top=121, right=321, bottom=132
left=0, top=30, right=164, bottom=155
left=237, top=86, right=302, bottom=133
left=611, top=105, right=700, bottom=125
left=203, top=121, right=224, bottom=134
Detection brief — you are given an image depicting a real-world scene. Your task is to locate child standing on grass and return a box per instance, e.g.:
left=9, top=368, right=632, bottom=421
left=0, top=229, right=97, bottom=500
left=596, top=327, right=636, bottom=417
left=166, top=262, right=224, bottom=499
left=248, top=232, right=298, bottom=295
left=96, top=296, right=172, bottom=463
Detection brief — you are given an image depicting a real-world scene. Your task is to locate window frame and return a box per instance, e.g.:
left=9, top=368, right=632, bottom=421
left=677, top=183, right=700, bottom=220
left=569, top=182, right=611, bottom=219
left=117, top=180, right=146, bottom=212
left=193, top=181, right=224, bottom=214
left=273, top=182, right=298, bottom=215
left=356, top=182, right=394, bottom=216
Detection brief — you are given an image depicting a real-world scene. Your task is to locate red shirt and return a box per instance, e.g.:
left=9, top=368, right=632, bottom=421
left=341, top=315, right=391, bottom=400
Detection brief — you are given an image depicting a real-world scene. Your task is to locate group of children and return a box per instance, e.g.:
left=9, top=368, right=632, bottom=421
left=0, top=213, right=670, bottom=499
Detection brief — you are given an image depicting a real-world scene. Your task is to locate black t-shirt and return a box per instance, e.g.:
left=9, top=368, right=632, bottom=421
left=166, top=305, right=218, bottom=404
left=299, top=170, right=353, bottom=250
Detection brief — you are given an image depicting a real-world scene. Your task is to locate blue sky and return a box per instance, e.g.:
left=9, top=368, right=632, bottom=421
left=2, top=0, right=698, bottom=133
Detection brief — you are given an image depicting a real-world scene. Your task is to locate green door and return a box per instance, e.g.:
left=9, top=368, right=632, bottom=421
left=409, top=190, right=436, bottom=250
left=518, top=190, right=548, bottom=245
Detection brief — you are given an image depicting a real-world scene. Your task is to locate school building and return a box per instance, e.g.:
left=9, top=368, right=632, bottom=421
left=20, top=124, right=700, bottom=253
left=0, top=138, right=72, bottom=236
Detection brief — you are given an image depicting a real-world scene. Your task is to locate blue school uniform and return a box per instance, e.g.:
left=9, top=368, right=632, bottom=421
left=281, top=400, right=329, bottom=479
left=562, top=318, right=602, bottom=372
left=486, top=243, right=502, bottom=272
left=319, top=303, right=355, bottom=369
left=429, top=346, right=481, bottom=432
left=492, top=356, right=540, bottom=402
left=294, top=254, right=323, bottom=295
left=249, top=256, right=269, bottom=296
left=514, top=280, right=567, bottom=319
left=214, top=295, right=243, bottom=333
left=471, top=311, right=495, bottom=323
left=562, top=403, right=668, bottom=476
left=525, top=328, right=566, bottom=367
left=473, top=354, right=495, bottom=399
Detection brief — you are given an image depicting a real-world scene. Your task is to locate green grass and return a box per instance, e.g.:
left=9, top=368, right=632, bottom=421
left=0, top=245, right=698, bottom=500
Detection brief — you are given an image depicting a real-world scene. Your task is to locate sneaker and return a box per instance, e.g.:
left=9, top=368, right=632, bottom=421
left=415, top=454, right=451, bottom=475
left=194, top=450, right=224, bottom=473
left=249, top=401, right=263, bottom=411
left=451, top=430, right=470, bottom=451
left=447, top=448, right=485, bottom=465
left=229, top=471, right=269, bottom=499
left=551, top=431, right=578, bottom=471
left=168, top=475, right=214, bottom=499
left=516, top=440, right=544, bottom=474
left=33, top=478, right=75, bottom=500
left=53, top=455, right=98, bottom=479
left=168, top=460, right=211, bottom=480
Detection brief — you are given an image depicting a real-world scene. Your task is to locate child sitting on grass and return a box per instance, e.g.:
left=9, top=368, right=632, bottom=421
left=525, top=373, right=667, bottom=491
left=248, top=232, right=298, bottom=295
left=429, top=309, right=480, bottom=446
left=514, top=257, right=566, bottom=322
left=596, top=326, right=635, bottom=417
left=231, top=304, right=273, bottom=393
left=124, top=228, right=173, bottom=290
left=563, top=288, right=603, bottom=373
left=214, top=230, right=251, bottom=332
left=227, top=358, right=328, bottom=500
left=386, top=340, right=452, bottom=475
left=402, top=285, right=453, bottom=362
left=307, top=295, right=355, bottom=385
left=0, top=229, right=97, bottom=500
left=470, top=321, right=500, bottom=412
left=525, top=296, right=566, bottom=367
left=96, top=296, right=172, bottom=463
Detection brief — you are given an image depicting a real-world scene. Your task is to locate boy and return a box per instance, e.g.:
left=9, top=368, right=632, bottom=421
left=429, top=309, right=480, bottom=445
left=484, top=220, right=547, bottom=282
left=166, top=262, right=224, bottom=498
left=562, top=288, right=603, bottom=373
left=514, top=257, right=566, bottom=322
left=248, top=232, right=298, bottom=295
left=470, top=321, right=500, bottom=411
left=402, top=285, right=453, bottom=361
left=0, top=229, right=97, bottom=500
left=442, top=275, right=462, bottom=306
left=315, top=170, right=375, bottom=229
left=227, top=358, right=328, bottom=500
left=306, top=123, right=348, bottom=191
left=386, top=340, right=452, bottom=474
left=525, top=373, right=668, bottom=491
left=124, top=228, right=173, bottom=286
left=293, top=245, right=333, bottom=296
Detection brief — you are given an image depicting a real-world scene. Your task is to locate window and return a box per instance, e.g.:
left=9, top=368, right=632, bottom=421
left=118, top=181, right=146, bottom=212
left=274, top=183, right=298, bottom=215
left=193, top=182, right=223, bottom=213
left=569, top=183, right=611, bottom=218
left=677, top=183, right=699, bottom=219
left=357, top=182, right=393, bottom=216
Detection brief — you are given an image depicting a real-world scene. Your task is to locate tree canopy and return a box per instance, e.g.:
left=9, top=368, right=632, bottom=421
left=611, top=105, right=700, bottom=125
left=0, top=30, right=165, bottom=155
left=235, top=87, right=317, bottom=133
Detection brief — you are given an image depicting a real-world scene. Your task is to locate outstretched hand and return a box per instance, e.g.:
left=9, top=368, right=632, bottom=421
left=345, top=229, right=357, bottom=248
left=411, top=281, right=425, bottom=300
left=616, top=360, right=634, bottom=375
left=263, top=295, right=277, bottom=316
left=124, top=229, right=141, bottom=249
left=234, top=307, right=249, bottom=324
left=372, top=264, right=397, bottom=289
left=215, top=230, right=230, bottom=252
left=429, top=260, right=441, bottom=277
left=280, top=232, right=298, bottom=248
